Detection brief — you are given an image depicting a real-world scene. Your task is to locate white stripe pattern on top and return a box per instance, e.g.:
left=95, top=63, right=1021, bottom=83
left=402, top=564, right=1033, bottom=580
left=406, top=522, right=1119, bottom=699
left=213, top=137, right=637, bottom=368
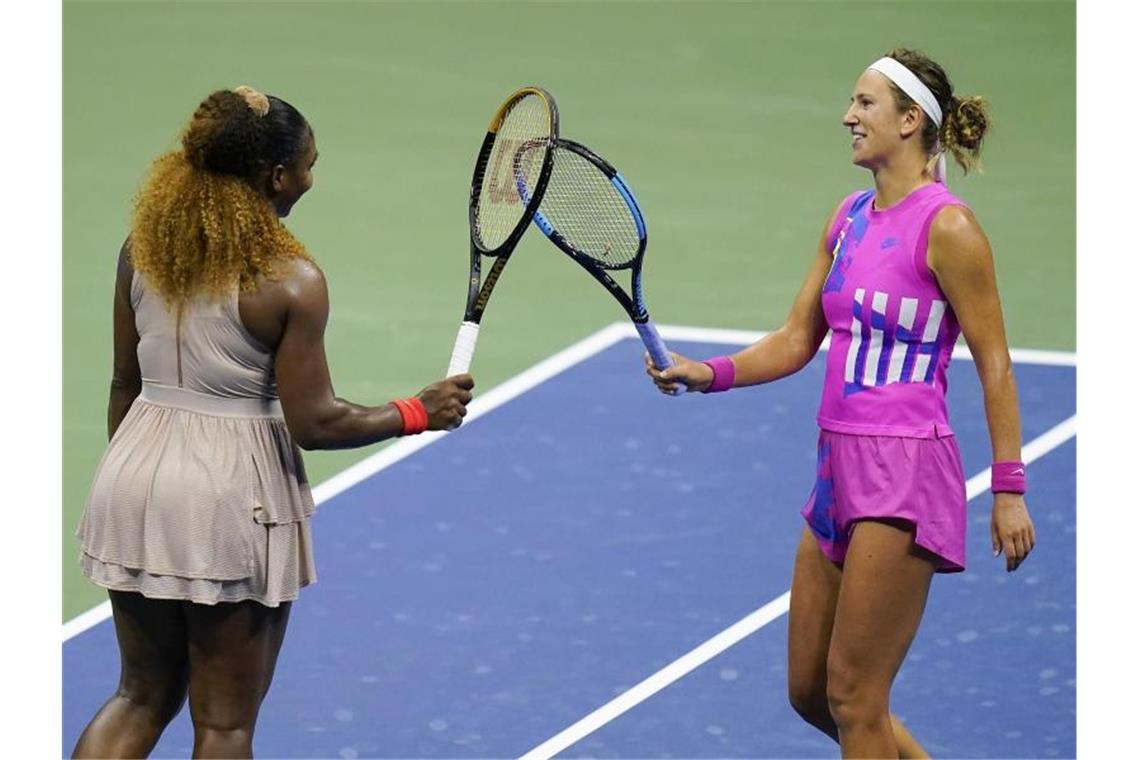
left=910, top=300, right=946, bottom=381
left=861, top=291, right=889, bottom=386
left=887, top=297, right=918, bottom=383
left=844, top=288, right=866, bottom=383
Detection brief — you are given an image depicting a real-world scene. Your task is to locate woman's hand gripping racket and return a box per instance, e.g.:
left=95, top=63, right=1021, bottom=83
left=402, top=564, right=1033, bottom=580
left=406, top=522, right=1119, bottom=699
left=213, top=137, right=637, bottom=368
left=446, top=86, right=559, bottom=376
left=516, top=138, right=674, bottom=371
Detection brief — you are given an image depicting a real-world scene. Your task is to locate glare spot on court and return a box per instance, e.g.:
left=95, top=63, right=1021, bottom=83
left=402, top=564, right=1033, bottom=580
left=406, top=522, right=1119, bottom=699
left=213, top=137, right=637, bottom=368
left=1051, top=623, right=1070, bottom=633
left=429, top=718, right=448, bottom=732
left=434, top=521, right=453, bottom=532
left=338, top=748, right=358, bottom=759
left=1024, top=575, right=1040, bottom=585
left=622, top=569, right=638, bottom=578
left=1039, top=686, right=1060, bottom=696
left=1005, top=730, right=1023, bottom=739
left=392, top=612, right=410, bottom=622
left=367, top=541, right=386, bottom=550
left=616, top=508, right=634, bottom=517
left=517, top=632, right=534, bottom=643
left=1040, top=668, right=1057, bottom=680
left=423, top=562, right=443, bottom=572
left=705, top=724, right=726, bottom=736
left=360, top=675, right=379, bottom=684
left=719, top=668, right=739, bottom=681
left=334, top=708, right=354, bottom=722
left=980, top=700, right=998, bottom=708
left=1027, top=625, right=1044, bottom=635
left=623, top=438, right=640, bottom=450
left=962, top=573, right=980, bottom=582
left=474, top=664, right=493, bottom=675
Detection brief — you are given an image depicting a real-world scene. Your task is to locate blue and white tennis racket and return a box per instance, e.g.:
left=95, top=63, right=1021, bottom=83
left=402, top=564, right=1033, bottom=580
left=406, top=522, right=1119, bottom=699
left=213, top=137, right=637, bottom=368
left=514, top=137, right=673, bottom=369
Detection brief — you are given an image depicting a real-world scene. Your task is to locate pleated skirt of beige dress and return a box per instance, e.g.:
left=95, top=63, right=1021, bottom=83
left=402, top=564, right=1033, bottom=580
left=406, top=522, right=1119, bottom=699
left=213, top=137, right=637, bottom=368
left=77, top=386, right=317, bottom=607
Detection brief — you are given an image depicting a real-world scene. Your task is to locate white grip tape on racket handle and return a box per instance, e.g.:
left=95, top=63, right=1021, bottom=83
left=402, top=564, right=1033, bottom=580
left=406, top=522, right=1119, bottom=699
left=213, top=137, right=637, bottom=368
left=447, top=321, right=480, bottom=376
left=636, top=320, right=674, bottom=370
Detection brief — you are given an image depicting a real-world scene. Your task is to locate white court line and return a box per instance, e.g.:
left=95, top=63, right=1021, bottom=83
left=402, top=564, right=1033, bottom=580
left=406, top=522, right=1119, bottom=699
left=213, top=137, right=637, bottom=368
left=519, top=414, right=1077, bottom=760
left=61, top=322, right=1075, bottom=642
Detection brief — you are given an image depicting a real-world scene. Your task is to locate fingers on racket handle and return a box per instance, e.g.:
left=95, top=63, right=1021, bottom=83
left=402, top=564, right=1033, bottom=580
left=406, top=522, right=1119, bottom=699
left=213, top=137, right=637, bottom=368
left=447, top=321, right=480, bottom=376
left=636, top=320, right=674, bottom=369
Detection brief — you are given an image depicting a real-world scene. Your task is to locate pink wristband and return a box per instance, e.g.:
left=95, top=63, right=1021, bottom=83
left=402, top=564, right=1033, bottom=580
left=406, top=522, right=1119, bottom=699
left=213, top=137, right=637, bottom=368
left=991, top=460, right=1027, bottom=494
left=701, top=356, right=736, bottom=393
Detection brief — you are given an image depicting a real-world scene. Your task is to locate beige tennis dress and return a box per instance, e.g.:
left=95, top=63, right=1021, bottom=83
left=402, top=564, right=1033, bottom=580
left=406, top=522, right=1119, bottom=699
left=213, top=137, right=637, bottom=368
left=77, top=271, right=317, bottom=606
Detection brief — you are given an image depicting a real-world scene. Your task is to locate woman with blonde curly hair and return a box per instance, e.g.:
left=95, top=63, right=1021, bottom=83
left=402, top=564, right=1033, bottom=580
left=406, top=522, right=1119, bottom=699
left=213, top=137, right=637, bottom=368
left=648, top=48, right=1036, bottom=757
left=72, top=86, right=473, bottom=758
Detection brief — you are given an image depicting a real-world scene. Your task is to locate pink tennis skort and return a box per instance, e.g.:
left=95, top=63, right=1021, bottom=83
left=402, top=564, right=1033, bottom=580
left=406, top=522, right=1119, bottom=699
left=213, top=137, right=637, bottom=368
left=800, top=429, right=968, bottom=572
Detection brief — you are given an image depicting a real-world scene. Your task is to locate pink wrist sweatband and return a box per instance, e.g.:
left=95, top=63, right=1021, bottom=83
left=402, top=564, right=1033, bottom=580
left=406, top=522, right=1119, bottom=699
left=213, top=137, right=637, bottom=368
left=991, top=460, right=1027, bottom=494
left=701, top=356, right=736, bottom=393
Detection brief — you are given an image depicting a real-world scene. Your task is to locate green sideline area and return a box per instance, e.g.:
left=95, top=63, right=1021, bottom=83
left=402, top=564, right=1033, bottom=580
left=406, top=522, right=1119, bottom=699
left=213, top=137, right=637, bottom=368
left=63, top=0, right=1074, bottom=620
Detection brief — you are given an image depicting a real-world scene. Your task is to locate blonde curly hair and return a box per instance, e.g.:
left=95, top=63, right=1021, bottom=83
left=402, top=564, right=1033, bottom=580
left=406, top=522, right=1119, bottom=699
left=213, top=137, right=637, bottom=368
left=883, top=48, right=990, bottom=175
left=129, top=87, right=312, bottom=305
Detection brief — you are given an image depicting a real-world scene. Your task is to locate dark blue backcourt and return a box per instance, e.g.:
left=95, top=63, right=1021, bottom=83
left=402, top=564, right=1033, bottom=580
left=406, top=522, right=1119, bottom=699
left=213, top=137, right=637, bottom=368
left=63, top=335, right=1076, bottom=758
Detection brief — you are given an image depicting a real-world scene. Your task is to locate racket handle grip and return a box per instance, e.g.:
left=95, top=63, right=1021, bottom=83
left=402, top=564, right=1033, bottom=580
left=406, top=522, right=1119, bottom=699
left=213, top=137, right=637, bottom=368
left=636, top=320, right=674, bottom=370
left=447, top=321, right=480, bottom=376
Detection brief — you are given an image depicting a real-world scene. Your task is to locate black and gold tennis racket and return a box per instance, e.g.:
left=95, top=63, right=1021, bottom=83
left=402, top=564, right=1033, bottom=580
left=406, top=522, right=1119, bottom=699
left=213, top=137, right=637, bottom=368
left=446, top=87, right=559, bottom=375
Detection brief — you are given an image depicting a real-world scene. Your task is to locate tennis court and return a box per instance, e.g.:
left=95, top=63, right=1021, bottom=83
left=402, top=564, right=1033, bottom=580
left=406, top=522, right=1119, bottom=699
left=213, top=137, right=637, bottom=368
left=60, top=1, right=1078, bottom=757
left=63, top=325, right=1075, bottom=758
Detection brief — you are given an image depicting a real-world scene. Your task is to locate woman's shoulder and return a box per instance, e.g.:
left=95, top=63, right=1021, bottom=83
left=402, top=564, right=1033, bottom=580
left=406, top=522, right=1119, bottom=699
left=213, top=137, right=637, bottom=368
left=240, top=256, right=329, bottom=325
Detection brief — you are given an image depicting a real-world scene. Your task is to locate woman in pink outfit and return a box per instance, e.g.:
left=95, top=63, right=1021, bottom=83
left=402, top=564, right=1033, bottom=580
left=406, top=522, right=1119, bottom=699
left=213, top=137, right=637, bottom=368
left=648, top=48, right=1036, bottom=758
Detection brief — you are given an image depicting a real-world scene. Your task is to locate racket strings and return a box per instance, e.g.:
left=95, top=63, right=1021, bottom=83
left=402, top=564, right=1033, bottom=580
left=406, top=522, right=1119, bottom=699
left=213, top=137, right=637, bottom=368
left=541, top=150, right=641, bottom=269
left=474, top=94, right=552, bottom=251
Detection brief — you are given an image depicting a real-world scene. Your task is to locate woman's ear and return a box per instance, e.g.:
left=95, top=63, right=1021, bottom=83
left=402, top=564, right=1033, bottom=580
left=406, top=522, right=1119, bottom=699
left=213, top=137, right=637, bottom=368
left=899, top=104, right=924, bottom=140
left=270, top=163, right=288, bottom=193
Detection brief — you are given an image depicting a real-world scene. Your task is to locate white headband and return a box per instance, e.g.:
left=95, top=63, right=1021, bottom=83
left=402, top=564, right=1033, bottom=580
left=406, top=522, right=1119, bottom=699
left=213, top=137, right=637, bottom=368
left=866, top=56, right=947, bottom=181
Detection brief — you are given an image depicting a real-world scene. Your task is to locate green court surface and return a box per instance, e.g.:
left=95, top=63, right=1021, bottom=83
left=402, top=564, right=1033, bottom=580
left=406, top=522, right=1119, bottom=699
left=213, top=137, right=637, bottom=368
left=63, top=0, right=1074, bottom=621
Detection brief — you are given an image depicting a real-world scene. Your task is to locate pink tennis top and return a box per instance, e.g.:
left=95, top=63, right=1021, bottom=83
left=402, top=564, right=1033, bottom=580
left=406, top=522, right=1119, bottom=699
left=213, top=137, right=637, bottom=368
left=817, top=182, right=967, bottom=439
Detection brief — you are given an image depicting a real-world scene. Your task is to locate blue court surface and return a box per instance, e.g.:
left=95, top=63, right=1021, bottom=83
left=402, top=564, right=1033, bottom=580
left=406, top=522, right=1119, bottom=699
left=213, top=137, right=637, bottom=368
left=62, top=327, right=1076, bottom=759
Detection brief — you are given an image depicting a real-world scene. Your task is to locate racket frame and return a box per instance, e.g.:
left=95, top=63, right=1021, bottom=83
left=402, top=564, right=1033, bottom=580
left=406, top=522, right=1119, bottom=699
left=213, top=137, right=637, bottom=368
left=461, top=86, right=559, bottom=326
left=527, top=138, right=652, bottom=322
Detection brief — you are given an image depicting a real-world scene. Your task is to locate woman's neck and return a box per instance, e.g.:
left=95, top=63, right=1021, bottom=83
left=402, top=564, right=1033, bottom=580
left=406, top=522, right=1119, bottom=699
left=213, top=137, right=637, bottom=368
left=870, top=154, right=935, bottom=210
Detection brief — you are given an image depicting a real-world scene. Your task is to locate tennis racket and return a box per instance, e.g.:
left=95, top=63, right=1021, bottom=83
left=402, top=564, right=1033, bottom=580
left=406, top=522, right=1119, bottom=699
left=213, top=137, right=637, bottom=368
left=446, top=86, right=559, bottom=376
left=517, top=138, right=673, bottom=369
